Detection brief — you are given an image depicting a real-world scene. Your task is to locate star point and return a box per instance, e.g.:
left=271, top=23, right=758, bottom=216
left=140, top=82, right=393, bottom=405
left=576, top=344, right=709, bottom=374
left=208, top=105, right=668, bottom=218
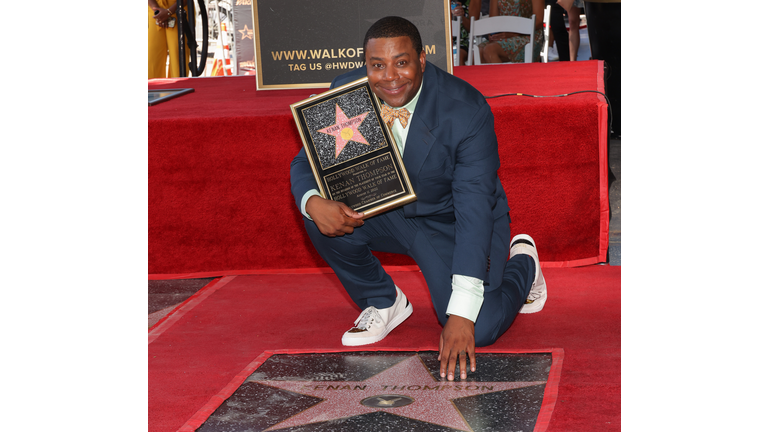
left=317, top=104, right=370, bottom=158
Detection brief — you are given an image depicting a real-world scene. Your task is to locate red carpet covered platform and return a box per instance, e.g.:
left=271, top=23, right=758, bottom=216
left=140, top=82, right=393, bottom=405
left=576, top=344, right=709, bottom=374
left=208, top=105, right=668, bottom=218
left=149, top=61, right=609, bottom=277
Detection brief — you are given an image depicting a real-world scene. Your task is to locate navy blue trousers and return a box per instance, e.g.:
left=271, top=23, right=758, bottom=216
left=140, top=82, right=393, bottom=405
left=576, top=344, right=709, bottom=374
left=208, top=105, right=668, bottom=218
left=304, top=208, right=534, bottom=347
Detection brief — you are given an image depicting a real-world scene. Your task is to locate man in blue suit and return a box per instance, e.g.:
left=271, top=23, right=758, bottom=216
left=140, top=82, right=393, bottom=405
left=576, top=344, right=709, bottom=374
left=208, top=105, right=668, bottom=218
left=290, top=16, right=546, bottom=381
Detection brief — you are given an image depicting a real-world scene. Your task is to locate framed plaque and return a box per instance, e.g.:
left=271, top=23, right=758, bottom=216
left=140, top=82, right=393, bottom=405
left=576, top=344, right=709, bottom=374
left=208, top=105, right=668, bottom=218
left=290, top=77, right=416, bottom=219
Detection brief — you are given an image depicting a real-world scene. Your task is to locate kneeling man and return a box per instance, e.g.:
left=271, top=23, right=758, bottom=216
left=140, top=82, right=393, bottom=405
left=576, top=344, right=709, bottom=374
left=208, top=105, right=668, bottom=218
left=290, top=16, right=547, bottom=381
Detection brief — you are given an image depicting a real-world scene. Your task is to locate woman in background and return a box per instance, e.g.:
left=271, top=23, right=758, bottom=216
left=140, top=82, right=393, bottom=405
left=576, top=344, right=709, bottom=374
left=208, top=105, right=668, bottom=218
left=148, top=1, right=191, bottom=78
left=477, top=0, right=545, bottom=63
left=451, top=0, right=482, bottom=66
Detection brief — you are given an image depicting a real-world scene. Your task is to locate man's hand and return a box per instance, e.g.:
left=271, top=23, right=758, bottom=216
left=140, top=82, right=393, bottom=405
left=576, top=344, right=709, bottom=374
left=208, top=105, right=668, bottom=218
left=306, top=195, right=364, bottom=237
left=438, top=315, right=476, bottom=381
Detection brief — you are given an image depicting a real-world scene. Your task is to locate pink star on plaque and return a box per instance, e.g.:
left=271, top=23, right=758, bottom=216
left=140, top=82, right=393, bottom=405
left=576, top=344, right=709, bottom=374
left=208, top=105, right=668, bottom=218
left=317, top=104, right=370, bottom=158
left=257, top=354, right=546, bottom=431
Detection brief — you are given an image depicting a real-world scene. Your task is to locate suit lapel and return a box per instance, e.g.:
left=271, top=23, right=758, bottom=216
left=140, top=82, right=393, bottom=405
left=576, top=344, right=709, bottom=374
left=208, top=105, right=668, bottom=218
left=403, top=114, right=434, bottom=177
left=402, top=63, right=439, bottom=178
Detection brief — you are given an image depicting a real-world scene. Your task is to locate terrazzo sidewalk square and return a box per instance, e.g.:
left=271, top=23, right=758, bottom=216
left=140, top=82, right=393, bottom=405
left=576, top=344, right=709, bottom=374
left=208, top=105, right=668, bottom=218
left=182, top=350, right=564, bottom=432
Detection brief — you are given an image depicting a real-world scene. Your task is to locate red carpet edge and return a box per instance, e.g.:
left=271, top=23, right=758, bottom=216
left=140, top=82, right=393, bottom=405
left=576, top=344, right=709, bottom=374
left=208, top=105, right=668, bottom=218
left=148, top=276, right=236, bottom=344
left=148, top=258, right=603, bottom=281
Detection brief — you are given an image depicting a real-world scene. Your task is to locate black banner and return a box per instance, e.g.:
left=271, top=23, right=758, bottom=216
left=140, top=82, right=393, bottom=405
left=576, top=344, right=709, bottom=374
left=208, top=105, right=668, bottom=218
left=253, top=0, right=451, bottom=89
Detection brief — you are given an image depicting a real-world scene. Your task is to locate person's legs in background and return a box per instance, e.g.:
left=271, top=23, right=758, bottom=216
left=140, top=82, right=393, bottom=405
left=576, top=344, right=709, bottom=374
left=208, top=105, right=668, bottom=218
left=567, top=2, right=582, bottom=61
left=148, top=7, right=170, bottom=79
left=164, top=24, right=182, bottom=78
left=545, top=0, right=570, bottom=61
left=148, top=5, right=192, bottom=78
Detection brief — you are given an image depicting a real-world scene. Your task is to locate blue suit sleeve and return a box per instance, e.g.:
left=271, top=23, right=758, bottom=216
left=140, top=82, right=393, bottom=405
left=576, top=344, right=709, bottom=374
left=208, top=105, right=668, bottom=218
left=450, top=104, right=501, bottom=281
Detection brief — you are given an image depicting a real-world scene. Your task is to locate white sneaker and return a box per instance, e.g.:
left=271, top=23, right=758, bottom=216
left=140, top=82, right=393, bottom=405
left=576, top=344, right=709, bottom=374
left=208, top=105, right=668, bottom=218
left=341, top=286, right=413, bottom=346
left=510, top=234, right=547, bottom=314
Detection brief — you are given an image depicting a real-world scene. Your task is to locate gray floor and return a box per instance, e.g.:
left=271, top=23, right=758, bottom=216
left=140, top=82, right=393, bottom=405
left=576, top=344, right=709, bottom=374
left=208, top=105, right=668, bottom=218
left=148, top=138, right=621, bottom=326
left=608, top=137, right=621, bottom=265
left=148, top=278, right=215, bottom=327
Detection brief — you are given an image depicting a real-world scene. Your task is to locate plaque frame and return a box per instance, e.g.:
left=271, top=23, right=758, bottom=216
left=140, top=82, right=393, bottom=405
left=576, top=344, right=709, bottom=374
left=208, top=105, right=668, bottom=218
left=290, top=77, right=416, bottom=219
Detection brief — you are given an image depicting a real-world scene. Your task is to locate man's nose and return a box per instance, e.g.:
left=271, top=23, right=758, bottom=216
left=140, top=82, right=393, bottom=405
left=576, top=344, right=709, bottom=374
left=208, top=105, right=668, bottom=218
left=382, top=65, right=397, bottom=81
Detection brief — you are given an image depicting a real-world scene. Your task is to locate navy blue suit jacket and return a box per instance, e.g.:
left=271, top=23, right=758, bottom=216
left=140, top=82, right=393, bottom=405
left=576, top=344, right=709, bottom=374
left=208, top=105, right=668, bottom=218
left=290, top=62, right=511, bottom=284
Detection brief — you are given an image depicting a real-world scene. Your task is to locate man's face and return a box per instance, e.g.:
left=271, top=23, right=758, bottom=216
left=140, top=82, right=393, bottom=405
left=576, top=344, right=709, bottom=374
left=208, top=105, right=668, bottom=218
left=365, top=36, right=426, bottom=108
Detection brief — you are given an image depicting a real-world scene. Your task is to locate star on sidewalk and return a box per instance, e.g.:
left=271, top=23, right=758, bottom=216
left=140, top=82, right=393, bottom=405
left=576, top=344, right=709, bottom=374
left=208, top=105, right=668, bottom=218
left=255, top=354, right=546, bottom=431
left=316, top=104, right=370, bottom=158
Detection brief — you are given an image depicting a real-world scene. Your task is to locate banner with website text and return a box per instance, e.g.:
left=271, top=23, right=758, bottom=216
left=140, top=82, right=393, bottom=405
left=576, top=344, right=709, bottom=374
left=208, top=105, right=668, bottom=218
left=233, top=0, right=256, bottom=75
left=252, top=0, right=452, bottom=90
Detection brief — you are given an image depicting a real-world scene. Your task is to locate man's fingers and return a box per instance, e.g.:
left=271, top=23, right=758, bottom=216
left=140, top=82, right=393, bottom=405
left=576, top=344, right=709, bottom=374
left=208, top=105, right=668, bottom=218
left=469, top=346, right=476, bottom=372
left=438, top=335, right=446, bottom=377
left=459, top=351, right=467, bottom=380
left=439, top=347, right=456, bottom=380
left=341, top=205, right=365, bottom=221
left=447, top=350, right=458, bottom=381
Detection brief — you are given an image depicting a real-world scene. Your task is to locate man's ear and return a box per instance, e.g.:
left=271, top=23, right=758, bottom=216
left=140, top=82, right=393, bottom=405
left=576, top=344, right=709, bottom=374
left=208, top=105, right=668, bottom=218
left=419, top=50, right=426, bottom=71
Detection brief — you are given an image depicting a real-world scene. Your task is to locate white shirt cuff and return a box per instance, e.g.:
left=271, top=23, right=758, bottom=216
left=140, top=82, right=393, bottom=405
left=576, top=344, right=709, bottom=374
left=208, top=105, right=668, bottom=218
left=445, top=274, right=484, bottom=323
left=300, top=189, right=322, bottom=220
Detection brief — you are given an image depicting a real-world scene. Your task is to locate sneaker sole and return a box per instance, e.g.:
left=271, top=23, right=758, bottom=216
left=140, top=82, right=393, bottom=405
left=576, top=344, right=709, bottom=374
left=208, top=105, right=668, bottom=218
left=341, top=302, right=413, bottom=346
left=519, top=276, right=547, bottom=314
left=519, top=292, right=546, bottom=313
left=511, top=234, right=546, bottom=314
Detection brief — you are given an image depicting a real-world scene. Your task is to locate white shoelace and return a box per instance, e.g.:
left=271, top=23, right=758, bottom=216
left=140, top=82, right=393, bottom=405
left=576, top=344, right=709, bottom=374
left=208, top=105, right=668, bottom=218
left=354, top=306, right=383, bottom=330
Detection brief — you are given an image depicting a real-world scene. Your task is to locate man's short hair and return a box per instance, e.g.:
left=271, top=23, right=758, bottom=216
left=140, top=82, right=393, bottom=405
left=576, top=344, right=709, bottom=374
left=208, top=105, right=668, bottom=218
left=363, top=16, right=423, bottom=56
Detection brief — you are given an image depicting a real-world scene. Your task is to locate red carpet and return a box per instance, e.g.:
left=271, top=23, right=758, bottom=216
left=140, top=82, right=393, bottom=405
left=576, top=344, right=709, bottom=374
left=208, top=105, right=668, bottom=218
left=148, top=265, right=620, bottom=431
left=148, top=61, right=609, bottom=276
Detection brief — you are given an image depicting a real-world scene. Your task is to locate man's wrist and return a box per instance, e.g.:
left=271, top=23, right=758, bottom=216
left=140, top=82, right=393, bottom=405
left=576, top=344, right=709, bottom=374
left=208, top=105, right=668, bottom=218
left=301, top=189, right=322, bottom=220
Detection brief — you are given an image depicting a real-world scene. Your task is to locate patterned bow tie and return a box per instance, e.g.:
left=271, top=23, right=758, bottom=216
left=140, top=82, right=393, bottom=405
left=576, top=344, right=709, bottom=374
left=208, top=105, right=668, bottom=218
left=381, top=105, right=411, bottom=129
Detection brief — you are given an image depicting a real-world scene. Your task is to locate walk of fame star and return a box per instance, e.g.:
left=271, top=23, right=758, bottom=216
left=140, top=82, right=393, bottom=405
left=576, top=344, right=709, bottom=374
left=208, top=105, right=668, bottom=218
left=316, top=104, right=370, bottom=158
left=256, top=354, right=546, bottom=431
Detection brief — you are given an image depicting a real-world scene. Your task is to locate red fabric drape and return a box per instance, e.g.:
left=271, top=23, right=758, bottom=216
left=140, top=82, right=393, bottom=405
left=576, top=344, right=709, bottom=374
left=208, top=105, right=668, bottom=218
left=149, top=61, right=608, bottom=276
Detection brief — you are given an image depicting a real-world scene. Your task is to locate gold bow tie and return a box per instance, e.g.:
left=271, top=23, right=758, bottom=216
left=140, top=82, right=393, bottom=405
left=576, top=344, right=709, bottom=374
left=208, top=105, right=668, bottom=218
left=381, top=105, right=411, bottom=129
